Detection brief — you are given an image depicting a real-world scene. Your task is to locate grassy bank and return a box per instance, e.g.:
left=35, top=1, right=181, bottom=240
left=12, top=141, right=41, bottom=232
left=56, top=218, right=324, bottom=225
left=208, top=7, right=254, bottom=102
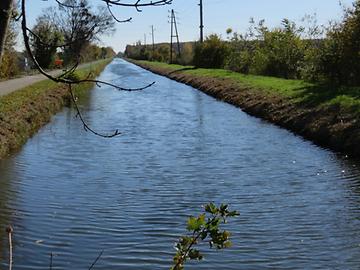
left=137, top=61, right=360, bottom=115
left=132, top=60, right=360, bottom=157
left=0, top=59, right=112, bottom=159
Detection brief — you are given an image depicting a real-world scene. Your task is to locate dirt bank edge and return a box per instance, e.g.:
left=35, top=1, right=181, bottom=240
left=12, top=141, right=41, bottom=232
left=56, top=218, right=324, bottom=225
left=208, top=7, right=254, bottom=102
left=130, top=59, right=360, bottom=158
left=0, top=59, right=112, bottom=159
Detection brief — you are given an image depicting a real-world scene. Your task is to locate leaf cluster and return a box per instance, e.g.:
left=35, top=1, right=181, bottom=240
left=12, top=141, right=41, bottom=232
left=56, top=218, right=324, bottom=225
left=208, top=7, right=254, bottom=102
left=171, top=203, right=239, bottom=270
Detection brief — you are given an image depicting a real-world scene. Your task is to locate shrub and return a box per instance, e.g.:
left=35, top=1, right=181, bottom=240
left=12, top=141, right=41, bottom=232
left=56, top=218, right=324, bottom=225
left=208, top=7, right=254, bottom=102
left=251, top=19, right=305, bottom=79
left=317, top=0, right=360, bottom=85
left=193, top=34, right=229, bottom=68
left=177, top=42, right=195, bottom=66
left=225, top=32, right=256, bottom=74
left=0, top=50, right=19, bottom=79
left=299, top=40, right=324, bottom=82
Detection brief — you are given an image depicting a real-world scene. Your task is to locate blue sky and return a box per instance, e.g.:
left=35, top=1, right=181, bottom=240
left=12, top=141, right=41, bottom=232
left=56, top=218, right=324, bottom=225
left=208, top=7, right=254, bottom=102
left=25, top=0, right=355, bottom=52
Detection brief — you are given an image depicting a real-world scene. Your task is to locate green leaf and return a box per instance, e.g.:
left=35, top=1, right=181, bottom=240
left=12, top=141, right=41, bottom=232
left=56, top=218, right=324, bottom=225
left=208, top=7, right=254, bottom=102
left=204, top=202, right=218, bottom=214
left=187, top=214, right=206, bottom=232
left=188, top=249, right=202, bottom=260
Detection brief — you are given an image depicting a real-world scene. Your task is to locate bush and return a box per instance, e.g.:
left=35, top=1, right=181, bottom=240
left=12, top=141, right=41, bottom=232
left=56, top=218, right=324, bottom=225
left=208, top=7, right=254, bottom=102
left=225, top=32, right=256, bottom=74
left=251, top=19, right=305, bottom=79
left=316, top=1, right=360, bottom=85
left=224, top=19, right=306, bottom=79
left=299, top=40, right=324, bottom=82
left=193, top=34, right=229, bottom=68
left=0, top=50, right=19, bottom=79
left=177, top=43, right=194, bottom=66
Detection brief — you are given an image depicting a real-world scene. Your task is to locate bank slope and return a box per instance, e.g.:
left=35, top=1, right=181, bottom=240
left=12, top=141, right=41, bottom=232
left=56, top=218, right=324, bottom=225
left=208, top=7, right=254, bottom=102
left=130, top=60, right=360, bottom=158
left=0, top=59, right=112, bottom=159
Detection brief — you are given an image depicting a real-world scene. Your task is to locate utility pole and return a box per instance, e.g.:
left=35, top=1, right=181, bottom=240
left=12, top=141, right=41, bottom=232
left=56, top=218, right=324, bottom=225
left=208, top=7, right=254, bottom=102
left=150, top=25, right=155, bottom=55
left=169, top=10, right=174, bottom=63
left=169, top=9, right=181, bottom=64
left=199, top=0, right=204, bottom=43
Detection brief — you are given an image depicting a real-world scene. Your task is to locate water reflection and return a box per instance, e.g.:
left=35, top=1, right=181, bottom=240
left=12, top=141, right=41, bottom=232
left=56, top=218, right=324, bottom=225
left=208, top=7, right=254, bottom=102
left=0, top=58, right=360, bottom=269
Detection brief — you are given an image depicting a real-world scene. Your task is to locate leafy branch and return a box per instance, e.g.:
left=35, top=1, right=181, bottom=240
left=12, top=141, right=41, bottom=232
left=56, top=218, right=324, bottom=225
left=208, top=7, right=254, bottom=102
left=171, top=203, right=239, bottom=270
left=4, top=203, right=238, bottom=269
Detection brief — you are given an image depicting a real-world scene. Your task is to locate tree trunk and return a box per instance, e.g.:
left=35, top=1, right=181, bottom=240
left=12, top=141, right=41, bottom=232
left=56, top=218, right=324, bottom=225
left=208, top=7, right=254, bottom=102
left=0, top=0, right=14, bottom=64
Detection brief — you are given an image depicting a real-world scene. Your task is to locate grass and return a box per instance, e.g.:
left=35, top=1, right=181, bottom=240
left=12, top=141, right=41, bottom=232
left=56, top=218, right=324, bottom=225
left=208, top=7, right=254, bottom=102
left=0, top=58, right=112, bottom=158
left=0, top=59, right=111, bottom=114
left=137, top=60, right=360, bottom=115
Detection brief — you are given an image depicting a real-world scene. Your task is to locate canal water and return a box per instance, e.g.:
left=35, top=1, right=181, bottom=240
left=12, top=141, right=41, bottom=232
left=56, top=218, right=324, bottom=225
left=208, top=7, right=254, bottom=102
left=1, top=58, right=360, bottom=269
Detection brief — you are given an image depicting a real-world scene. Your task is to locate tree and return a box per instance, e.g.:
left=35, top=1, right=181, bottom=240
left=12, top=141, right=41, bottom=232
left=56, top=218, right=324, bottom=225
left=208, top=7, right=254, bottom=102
left=0, top=0, right=14, bottom=64
left=318, top=0, right=360, bottom=85
left=250, top=19, right=305, bottom=79
left=42, top=0, right=115, bottom=64
left=30, top=16, right=63, bottom=69
left=0, top=17, right=19, bottom=78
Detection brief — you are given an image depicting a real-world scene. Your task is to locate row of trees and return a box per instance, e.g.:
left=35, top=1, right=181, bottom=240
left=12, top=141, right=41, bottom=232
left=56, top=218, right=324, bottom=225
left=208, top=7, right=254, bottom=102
left=194, top=0, right=360, bottom=86
left=125, top=41, right=195, bottom=65
left=125, top=0, right=360, bottom=87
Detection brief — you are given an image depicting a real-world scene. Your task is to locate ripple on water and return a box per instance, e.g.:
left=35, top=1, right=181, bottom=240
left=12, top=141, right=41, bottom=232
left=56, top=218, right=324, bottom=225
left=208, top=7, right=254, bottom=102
left=1, top=59, right=360, bottom=269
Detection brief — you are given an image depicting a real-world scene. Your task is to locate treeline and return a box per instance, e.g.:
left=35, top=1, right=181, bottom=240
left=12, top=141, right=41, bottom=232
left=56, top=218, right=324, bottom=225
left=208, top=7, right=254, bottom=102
left=126, top=0, right=360, bottom=86
left=125, top=42, right=195, bottom=65
left=0, top=0, right=116, bottom=80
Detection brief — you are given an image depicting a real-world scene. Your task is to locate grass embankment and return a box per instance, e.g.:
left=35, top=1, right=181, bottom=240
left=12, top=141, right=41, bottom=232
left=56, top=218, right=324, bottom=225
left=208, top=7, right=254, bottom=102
left=0, top=59, right=112, bottom=159
left=132, top=60, right=360, bottom=157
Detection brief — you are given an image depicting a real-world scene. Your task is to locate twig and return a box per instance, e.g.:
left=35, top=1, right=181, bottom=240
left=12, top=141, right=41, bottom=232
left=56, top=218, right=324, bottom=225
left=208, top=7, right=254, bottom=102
left=173, top=217, right=216, bottom=270
left=6, top=226, right=13, bottom=270
left=68, top=84, right=121, bottom=138
left=49, top=252, right=53, bottom=270
left=88, top=250, right=104, bottom=270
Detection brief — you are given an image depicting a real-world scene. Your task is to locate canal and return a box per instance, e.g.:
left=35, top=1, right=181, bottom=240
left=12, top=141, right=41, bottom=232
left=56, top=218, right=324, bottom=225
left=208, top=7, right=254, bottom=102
left=1, top=58, right=360, bottom=269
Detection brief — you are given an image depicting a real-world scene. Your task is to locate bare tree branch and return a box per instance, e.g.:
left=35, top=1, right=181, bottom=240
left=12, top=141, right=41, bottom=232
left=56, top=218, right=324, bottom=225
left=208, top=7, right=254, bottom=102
left=106, top=3, right=132, bottom=23
left=101, top=0, right=172, bottom=12
left=6, top=226, right=13, bottom=270
left=69, top=84, right=121, bottom=138
left=18, top=0, right=171, bottom=137
left=49, top=252, right=53, bottom=270
left=88, top=250, right=104, bottom=270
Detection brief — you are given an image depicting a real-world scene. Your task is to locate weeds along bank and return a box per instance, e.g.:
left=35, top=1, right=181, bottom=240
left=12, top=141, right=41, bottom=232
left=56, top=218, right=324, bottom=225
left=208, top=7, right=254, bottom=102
left=0, top=59, right=112, bottom=159
left=130, top=60, right=360, bottom=158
